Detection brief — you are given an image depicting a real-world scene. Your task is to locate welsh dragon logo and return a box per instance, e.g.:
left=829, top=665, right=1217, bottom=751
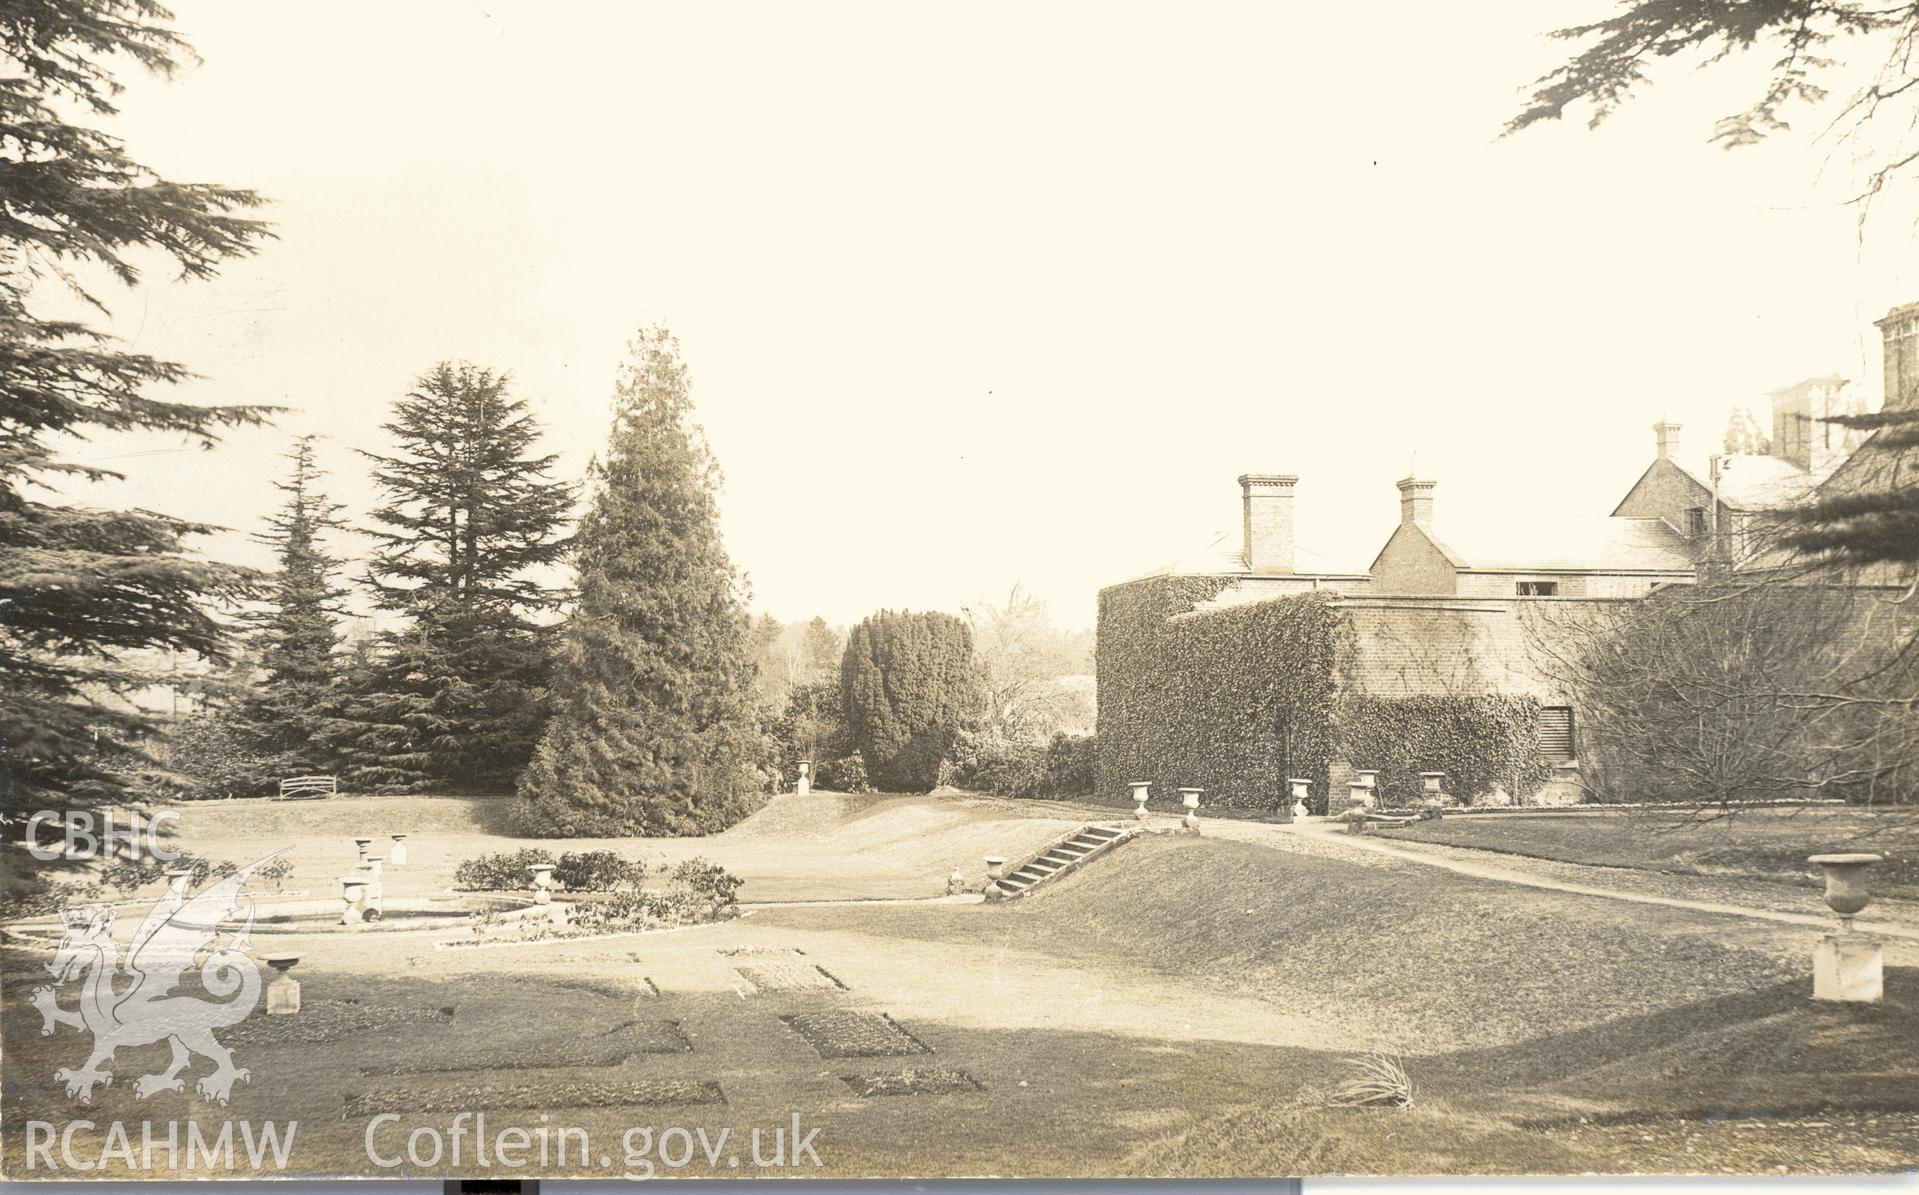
left=29, top=853, right=284, bottom=1105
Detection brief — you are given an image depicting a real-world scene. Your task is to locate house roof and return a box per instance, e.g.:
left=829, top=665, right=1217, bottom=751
left=1708, top=452, right=1835, bottom=510
left=1431, top=515, right=1694, bottom=574
left=1122, top=531, right=1372, bottom=583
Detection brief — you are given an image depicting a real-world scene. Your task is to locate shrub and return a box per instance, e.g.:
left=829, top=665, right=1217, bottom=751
left=98, top=852, right=237, bottom=894
left=814, top=750, right=872, bottom=793
left=152, top=713, right=277, bottom=800
left=841, top=610, right=980, bottom=792
left=664, top=856, right=743, bottom=917
left=552, top=850, right=644, bottom=892
left=1042, top=732, right=1096, bottom=796
left=453, top=847, right=557, bottom=891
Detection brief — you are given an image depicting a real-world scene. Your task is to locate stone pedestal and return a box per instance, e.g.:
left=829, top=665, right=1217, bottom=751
left=1813, top=933, right=1884, bottom=1003
left=388, top=834, right=408, bottom=866
left=795, top=761, right=813, bottom=796
left=352, top=837, right=373, bottom=861
left=264, top=955, right=301, bottom=1015
left=339, top=877, right=368, bottom=924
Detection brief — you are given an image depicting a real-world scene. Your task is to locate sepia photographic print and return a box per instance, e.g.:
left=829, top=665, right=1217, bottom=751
left=5, top=0, right=1919, bottom=1182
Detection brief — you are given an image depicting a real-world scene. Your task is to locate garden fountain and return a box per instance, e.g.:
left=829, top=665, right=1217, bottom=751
left=1809, top=853, right=1884, bottom=1003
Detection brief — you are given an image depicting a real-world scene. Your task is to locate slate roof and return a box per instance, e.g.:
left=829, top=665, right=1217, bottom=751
left=1431, top=515, right=1694, bottom=573
left=1705, top=452, right=1835, bottom=511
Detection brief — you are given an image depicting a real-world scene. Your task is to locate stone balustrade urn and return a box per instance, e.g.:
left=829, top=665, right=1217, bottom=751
left=1129, top=781, right=1152, bottom=822
left=1288, top=778, right=1312, bottom=822
left=1808, top=853, right=1884, bottom=1003
left=1419, top=772, right=1446, bottom=796
left=1355, top=770, right=1380, bottom=789
left=796, top=760, right=813, bottom=796
left=1348, top=781, right=1374, bottom=810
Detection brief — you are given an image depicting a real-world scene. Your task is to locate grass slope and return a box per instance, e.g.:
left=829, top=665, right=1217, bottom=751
left=1391, top=809, right=1919, bottom=902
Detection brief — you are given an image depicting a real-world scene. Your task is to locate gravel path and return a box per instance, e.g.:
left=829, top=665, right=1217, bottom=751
left=1194, top=816, right=1919, bottom=944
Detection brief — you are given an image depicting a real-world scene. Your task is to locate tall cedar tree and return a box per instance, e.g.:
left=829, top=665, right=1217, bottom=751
left=840, top=610, right=979, bottom=792
left=240, top=435, right=346, bottom=773
left=0, top=0, right=271, bottom=831
left=515, top=326, right=765, bottom=836
left=328, top=363, right=571, bottom=791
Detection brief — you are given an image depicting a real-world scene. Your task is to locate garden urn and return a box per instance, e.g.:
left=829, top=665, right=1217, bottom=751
left=1419, top=772, right=1446, bottom=796
left=529, top=862, right=557, bottom=905
left=983, top=855, right=1007, bottom=902
left=947, top=867, right=964, bottom=896
left=1809, top=853, right=1882, bottom=928
left=796, top=760, right=813, bottom=796
left=1179, top=787, right=1202, bottom=833
left=1347, top=780, right=1373, bottom=811
left=338, top=876, right=369, bottom=924
left=352, top=836, right=373, bottom=861
left=388, top=833, right=409, bottom=866
left=1129, top=781, right=1152, bottom=822
left=1355, top=769, right=1380, bottom=790
left=263, top=953, right=301, bottom=1015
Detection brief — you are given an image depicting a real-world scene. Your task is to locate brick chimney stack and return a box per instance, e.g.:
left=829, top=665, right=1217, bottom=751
left=1654, top=420, right=1681, bottom=460
left=1876, top=300, right=1919, bottom=411
left=1396, top=477, right=1435, bottom=531
left=1238, top=473, right=1297, bottom=574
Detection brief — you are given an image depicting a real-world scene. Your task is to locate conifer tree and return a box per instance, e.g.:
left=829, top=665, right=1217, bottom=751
left=1, top=0, right=271, bottom=827
left=328, top=363, right=571, bottom=791
left=840, top=610, right=979, bottom=792
left=515, top=325, right=765, bottom=836
left=240, top=435, right=347, bottom=772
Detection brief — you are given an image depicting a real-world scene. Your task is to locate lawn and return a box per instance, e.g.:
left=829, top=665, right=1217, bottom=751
left=7, top=794, right=1917, bottom=1178
left=1387, top=807, right=1919, bottom=903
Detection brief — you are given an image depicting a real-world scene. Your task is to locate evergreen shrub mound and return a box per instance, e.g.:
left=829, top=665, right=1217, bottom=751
left=840, top=610, right=979, bottom=792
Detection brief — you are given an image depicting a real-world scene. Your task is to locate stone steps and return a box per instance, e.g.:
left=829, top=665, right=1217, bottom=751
left=993, top=825, right=1129, bottom=899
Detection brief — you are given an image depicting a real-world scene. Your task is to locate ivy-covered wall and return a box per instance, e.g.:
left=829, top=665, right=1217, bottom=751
left=1097, top=579, right=1559, bottom=811
left=1337, top=694, right=1549, bottom=806
left=1096, top=578, right=1346, bottom=812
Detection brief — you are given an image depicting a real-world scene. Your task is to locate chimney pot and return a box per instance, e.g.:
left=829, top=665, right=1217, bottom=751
left=1654, top=420, right=1682, bottom=461
left=1238, top=473, right=1298, bottom=573
left=1396, top=477, right=1436, bottom=531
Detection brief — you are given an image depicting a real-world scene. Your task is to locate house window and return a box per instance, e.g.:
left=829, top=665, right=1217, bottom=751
left=1538, top=707, right=1575, bottom=760
left=1515, top=581, right=1558, bottom=596
left=1685, top=507, right=1708, bottom=537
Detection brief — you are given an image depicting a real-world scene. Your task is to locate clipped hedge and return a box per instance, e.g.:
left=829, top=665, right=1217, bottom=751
left=1097, top=579, right=1345, bottom=812
left=1338, top=694, right=1550, bottom=805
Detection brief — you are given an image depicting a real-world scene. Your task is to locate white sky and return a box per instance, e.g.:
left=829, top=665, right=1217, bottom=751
left=46, top=0, right=1919, bottom=630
